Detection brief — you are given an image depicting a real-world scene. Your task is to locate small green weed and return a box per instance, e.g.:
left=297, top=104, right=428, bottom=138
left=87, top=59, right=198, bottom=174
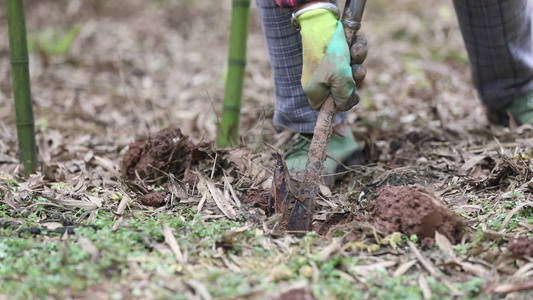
left=403, top=56, right=431, bottom=87
left=50, top=181, right=71, bottom=191
left=465, top=278, right=485, bottom=298
left=29, top=25, right=81, bottom=57
left=509, top=190, right=524, bottom=201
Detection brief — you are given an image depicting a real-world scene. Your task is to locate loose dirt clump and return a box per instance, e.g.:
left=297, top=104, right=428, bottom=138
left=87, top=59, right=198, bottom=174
left=139, top=192, right=167, bottom=207
left=363, top=186, right=467, bottom=248
left=122, top=127, right=195, bottom=183
left=508, top=237, right=533, bottom=256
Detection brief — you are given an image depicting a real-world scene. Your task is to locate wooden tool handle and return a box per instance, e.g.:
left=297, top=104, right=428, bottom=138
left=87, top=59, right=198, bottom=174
left=288, top=96, right=337, bottom=232
left=288, top=0, right=367, bottom=234
left=342, top=0, right=367, bottom=45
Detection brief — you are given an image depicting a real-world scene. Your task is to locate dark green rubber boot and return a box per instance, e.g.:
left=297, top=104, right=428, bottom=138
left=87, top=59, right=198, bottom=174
left=487, top=91, right=533, bottom=126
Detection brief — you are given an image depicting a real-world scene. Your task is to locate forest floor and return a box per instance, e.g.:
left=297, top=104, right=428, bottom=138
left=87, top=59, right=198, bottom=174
left=0, top=0, right=532, bottom=299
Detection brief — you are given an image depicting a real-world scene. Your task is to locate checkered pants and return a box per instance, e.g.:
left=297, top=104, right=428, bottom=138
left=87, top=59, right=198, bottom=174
left=256, top=0, right=347, bottom=133
left=257, top=0, right=533, bottom=133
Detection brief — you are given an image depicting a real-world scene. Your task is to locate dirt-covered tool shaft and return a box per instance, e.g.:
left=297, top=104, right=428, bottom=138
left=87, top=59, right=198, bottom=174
left=288, top=0, right=367, bottom=233
left=288, top=96, right=337, bottom=232
left=342, top=0, right=367, bottom=46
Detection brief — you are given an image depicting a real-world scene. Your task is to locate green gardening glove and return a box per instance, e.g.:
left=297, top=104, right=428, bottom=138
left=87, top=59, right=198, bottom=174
left=298, top=8, right=357, bottom=111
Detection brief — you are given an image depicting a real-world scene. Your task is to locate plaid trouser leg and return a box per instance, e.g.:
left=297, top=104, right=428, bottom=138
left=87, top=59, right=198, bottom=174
left=256, top=0, right=346, bottom=133
left=453, top=0, right=533, bottom=108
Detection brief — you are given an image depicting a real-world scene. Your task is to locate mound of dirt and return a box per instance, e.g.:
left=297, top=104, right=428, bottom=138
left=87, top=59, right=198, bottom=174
left=508, top=237, right=533, bottom=256
left=139, top=191, right=167, bottom=207
left=122, top=127, right=195, bottom=182
left=364, top=186, right=467, bottom=248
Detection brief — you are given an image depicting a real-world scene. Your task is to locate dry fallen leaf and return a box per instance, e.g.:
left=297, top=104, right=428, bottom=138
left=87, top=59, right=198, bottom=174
left=349, top=261, right=397, bottom=277
left=318, top=239, right=341, bottom=262
left=197, top=192, right=208, bottom=213
left=513, top=262, right=533, bottom=279
left=454, top=260, right=490, bottom=279
left=185, top=279, right=212, bottom=300
left=435, top=231, right=455, bottom=258
left=319, top=184, right=332, bottom=197
left=224, top=175, right=241, bottom=208
left=93, top=156, right=117, bottom=173
left=42, top=222, right=64, bottom=230
left=116, top=191, right=130, bottom=215
left=198, top=173, right=236, bottom=220
left=458, top=155, right=487, bottom=176
left=112, top=216, right=123, bottom=232
left=393, top=260, right=418, bottom=277
left=163, top=223, right=186, bottom=265
left=492, top=281, right=533, bottom=294
left=53, top=198, right=98, bottom=211
left=85, top=195, right=103, bottom=207
left=77, top=236, right=99, bottom=262
left=501, top=201, right=533, bottom=231
left=418, top=275, right=432, bottom=300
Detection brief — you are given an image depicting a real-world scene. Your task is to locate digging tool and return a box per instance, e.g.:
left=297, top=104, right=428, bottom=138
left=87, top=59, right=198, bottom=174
left=288, top=0, right=367, bottom=233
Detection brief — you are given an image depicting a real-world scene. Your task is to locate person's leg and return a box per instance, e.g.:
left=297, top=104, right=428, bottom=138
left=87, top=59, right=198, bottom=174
left=256, top=0, right=362, bottom=186
left=452, top=0, right=533, bottom=125
left=256, top=0, right=347, bottom=133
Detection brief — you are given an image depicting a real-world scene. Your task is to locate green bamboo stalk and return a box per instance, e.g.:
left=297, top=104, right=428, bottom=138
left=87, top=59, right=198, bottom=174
left=217, top=0, right=250, bottom=147
left=6, top=0, right=38, bottom=174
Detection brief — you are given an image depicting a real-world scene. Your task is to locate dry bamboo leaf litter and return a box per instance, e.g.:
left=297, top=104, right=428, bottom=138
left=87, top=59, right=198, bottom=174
left=0, top=0, right=532, bottom=298
left=198, top=172, right=237, bottom=220
left=163, top=223, right=187, bottom=265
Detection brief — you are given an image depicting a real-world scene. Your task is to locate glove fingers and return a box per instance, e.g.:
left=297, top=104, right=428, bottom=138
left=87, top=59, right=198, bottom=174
left=350, top=36, right=368, bottom=64
left=355, top=35, right=367, bottom=46
left=329, top=75, right=356, bottom=111
left=306, top=59, right=359, bottom=111
left=350, top=43, right=367, bottom=64
left=307, top=80, right=357, bottom=111
left=352, top=64, right=367, bottom=86
left=336, top=90, right=359, bottom=111
left=305, top=82, right=330, bottom=110
left=306, top=71, right=361, bottom=111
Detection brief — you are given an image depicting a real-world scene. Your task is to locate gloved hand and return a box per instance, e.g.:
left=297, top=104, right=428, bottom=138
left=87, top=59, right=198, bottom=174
left=298, top=8, right=357, bottom=111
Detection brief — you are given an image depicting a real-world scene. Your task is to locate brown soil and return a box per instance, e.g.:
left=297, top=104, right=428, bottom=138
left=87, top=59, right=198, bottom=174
left=507, top=237, right=533, bottom=256
left=139, top=192, right=167, bottom=207
left=244, top=189, right=270, bottom=212
left=183, top=169, right=200, bottom=189
left=363, top=186, right=467, bottom=248
left=122, top=127, right=195, bottom=183
left=317, top=212, right=355, bottom=236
